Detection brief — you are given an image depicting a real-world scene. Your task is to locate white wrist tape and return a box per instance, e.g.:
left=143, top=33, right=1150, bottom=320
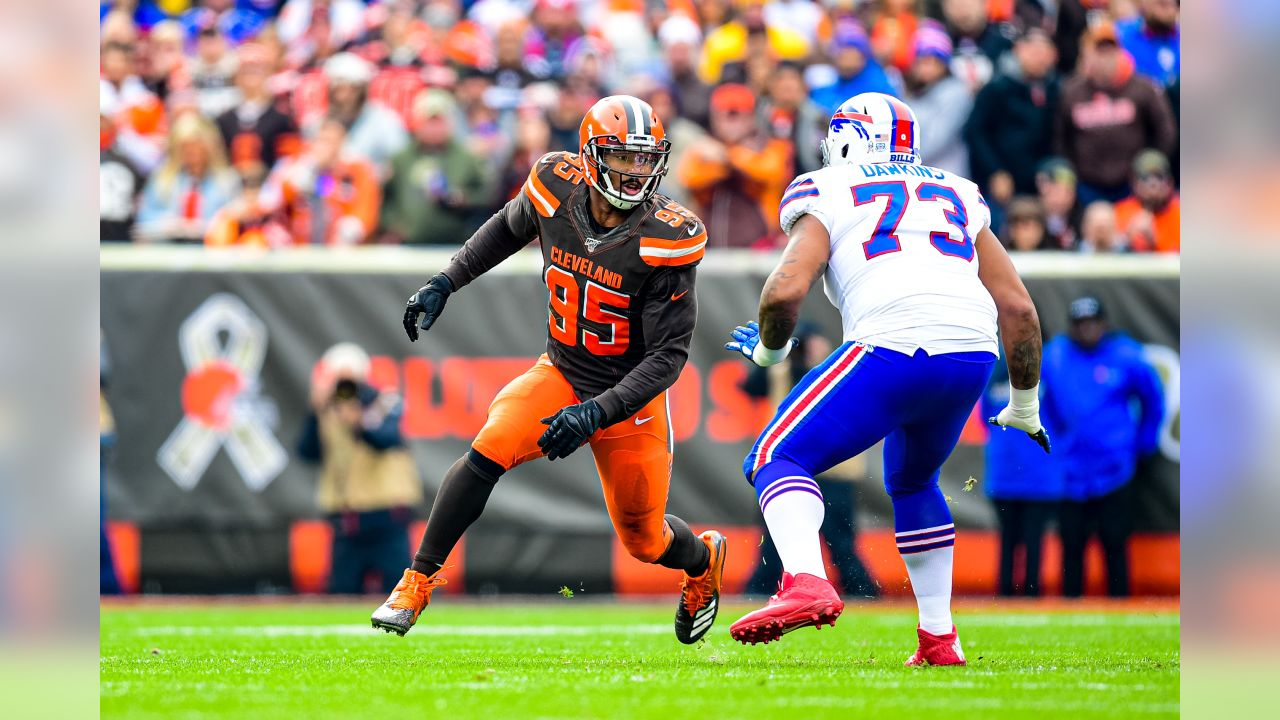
left=752, top=341, right=793, bottom=367
left=1008, top=384, right=1040, bottom=414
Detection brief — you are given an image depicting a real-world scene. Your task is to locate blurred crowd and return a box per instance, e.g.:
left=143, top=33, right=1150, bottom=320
left=100, top=0, right=1180, bottom=253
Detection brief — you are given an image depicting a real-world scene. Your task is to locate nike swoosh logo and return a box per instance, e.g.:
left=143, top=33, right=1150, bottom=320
left=688, top=224, right=699, bottom=236
left=671, top=290, right=688, bottom=301
left=635, top=416, right=654, bottom=425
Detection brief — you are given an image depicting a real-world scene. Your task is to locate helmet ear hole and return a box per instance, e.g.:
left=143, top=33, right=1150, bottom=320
left=841, top=146, right=848, bottom=158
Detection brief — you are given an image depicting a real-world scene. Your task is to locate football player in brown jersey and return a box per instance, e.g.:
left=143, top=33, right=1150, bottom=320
left=371, top=96, right=726, bottom=644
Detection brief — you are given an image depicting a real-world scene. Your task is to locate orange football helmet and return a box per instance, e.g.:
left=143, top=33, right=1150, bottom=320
left=578, top=95, right=671, bottom=210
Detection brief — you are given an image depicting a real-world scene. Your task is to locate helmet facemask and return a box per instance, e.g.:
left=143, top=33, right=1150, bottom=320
left=822, top=134, right=876, bottom=168
left=582, top=135, right=671, bottom=210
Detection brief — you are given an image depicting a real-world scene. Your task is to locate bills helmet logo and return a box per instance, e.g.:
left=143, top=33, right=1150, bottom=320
left=829, top=111, right=872, bottom=140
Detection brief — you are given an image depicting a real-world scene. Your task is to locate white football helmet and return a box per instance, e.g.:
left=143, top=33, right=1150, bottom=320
left=821, top=92, right=923, bottom=167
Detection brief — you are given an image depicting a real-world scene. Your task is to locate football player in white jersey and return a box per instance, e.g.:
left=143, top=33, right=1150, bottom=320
left=724, top=92, right=1050, bottom=666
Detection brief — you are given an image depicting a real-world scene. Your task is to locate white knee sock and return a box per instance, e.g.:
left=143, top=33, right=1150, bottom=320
left=760, top=477, right=827, bottom=580
left=901, top=546, right=954, bottom=634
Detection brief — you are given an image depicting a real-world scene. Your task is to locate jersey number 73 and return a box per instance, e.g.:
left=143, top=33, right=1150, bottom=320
left=852, top=181, right=975, bottom=262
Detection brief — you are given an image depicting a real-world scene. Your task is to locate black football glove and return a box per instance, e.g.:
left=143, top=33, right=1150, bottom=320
left=403, top=273, right=454, bottom=342
left=538, top=400, right=605, bottom=461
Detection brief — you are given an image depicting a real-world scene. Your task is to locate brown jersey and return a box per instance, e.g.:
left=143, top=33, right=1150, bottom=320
left=441, top=151, right=706, bottom=427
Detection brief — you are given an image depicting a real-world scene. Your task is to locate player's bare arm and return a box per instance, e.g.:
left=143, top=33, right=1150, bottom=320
left=726, top=213, right=829, bottom=367
left=760, top=214, right=831, bottom=347
left=976, top=226, right=1051, bottom=452
left=976, top=227, right=1041, bottom=388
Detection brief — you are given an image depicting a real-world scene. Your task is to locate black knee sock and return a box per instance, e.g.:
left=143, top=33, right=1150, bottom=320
left=411, top=450, right=503, bottom=575
left=654, top=514, right=710, bottom=575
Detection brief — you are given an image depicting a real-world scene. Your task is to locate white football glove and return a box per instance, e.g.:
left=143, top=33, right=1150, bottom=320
left=987, top=384, right=1052, bottom=453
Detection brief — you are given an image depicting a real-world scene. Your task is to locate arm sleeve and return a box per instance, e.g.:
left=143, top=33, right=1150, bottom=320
left=1131, top=356, right=1165, bottom=456
left=439, top=192, right=539, bottom=290
left=592, top=267, right=698, bottom=426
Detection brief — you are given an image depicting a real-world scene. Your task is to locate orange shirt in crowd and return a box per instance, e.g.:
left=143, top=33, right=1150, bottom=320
left=1114, top=194, right=1180, bottom=253
left=278, top=157, right=381, bottom=245
left=678, top=135, right=793, bottom=237
left=871, top=11, right=918, bottom=73
left=205, top=201, right=293, bottom=248
left=726, top=139, right=793, bottom=233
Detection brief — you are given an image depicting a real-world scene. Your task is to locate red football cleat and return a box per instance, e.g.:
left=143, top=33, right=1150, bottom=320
left=904, top=625, right=967, bottom=667
left=730, top=572, right=844, bottom=645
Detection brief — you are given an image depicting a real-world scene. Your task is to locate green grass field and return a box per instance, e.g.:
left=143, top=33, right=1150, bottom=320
left=101, top=599, right=1178, bottom=719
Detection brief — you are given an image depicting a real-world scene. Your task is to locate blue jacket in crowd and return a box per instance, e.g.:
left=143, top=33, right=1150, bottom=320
left=1041, top=331, right=1164, bottom=501
left=810, top=63, right=898, bottom=116
left=1117, top=17, right=1180, bottom=88
left=981, top=354, right=1062, bottom=501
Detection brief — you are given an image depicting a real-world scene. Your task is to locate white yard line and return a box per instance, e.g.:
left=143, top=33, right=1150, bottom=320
left=129, top=624, right=675, bottom=638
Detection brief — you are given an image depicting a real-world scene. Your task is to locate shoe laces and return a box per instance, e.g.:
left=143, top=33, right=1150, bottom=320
left=680, top=570, right=712, bottom=616
left=389, top=571, right=447, bottom=610
left=769, top=573, right=796, bottom=603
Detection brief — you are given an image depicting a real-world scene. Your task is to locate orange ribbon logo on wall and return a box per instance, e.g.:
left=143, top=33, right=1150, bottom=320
left=157, top=293, right=287, bottom=492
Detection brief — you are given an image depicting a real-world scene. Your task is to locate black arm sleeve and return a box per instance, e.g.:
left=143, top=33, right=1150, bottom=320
left=440, top=192, right=540, bottom=290
left=593, top=267, right=698, bottom=426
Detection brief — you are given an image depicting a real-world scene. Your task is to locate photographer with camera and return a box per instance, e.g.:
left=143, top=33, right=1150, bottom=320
left=299, top=343, right=423, bottom=594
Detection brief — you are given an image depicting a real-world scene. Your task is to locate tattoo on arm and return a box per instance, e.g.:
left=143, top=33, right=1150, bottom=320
left=1006, top=323, right=1042, bottom=390
left=770, top=253, right=801, bottom=280
left=758, top=262, right=824, bottom=348
left=758, top=214, right=830, bottom=348
left=752, top=222, right=824, bottom=348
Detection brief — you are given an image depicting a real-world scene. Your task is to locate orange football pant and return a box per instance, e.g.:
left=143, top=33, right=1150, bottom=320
left=471, top=355, right=674, bottom=562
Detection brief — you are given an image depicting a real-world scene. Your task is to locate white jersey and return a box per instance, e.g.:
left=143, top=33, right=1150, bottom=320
left=779, top=162, right=999, bottom=356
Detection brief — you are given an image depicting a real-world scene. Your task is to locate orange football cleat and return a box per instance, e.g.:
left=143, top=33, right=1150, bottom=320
left=674, top=530, right=727, bottom=644
left=370, top=568, right=447, bottom=636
